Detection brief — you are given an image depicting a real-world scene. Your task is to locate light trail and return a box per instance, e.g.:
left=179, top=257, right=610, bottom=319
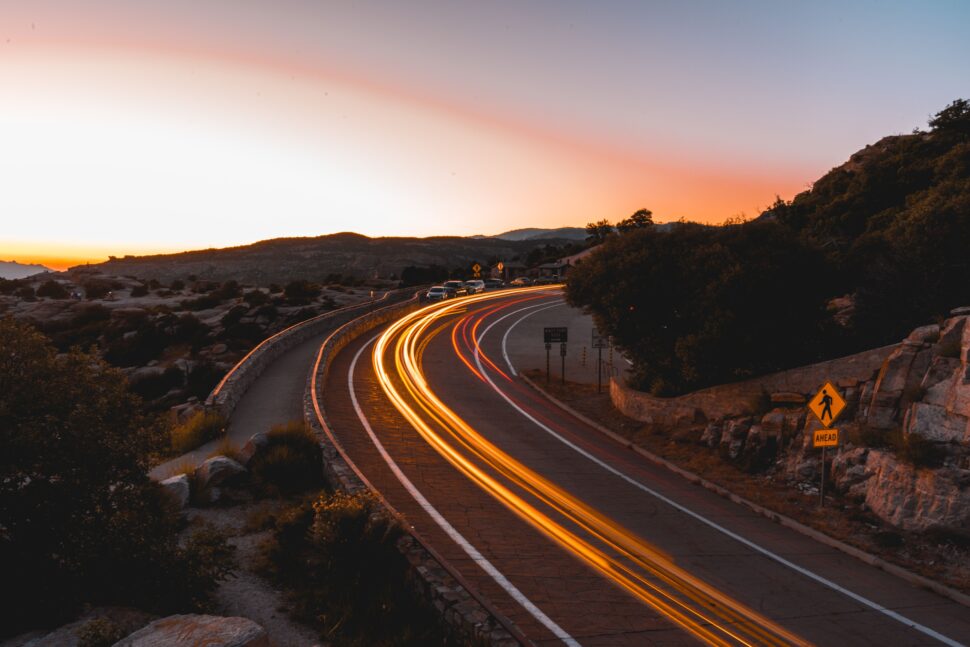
left=371, top=289, right=810, bottom=647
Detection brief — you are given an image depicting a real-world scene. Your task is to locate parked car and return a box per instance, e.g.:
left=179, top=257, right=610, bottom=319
left=442, top=280, right=468, bottom=296
left=425, top=285, right=452, bottom=302
left=534, top=276, right=561, bottom=285
left=484, top=278, right=505, bottom=290
left=463, top=279, right=485, bottom=294
left=510, top=277, right=533, bottom=286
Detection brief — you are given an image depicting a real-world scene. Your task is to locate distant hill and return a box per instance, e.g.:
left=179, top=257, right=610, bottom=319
left=492, top=227, right=588, bottom=241
left=79, top=232, right=578, bottom=284
left=0, top=260, right=52, bottom=279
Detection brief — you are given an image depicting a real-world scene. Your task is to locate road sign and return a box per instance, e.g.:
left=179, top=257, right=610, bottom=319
left=544, top=327, right=568, bottom=344
left=497, top=262, right=504, bottom=271
left=591, top=329, right=609, bottom=349
left=808, top=382, right=845, bottom=428
left=813, top=428, right=839, bottom=448
left=472, top=263, right=481, bottom=273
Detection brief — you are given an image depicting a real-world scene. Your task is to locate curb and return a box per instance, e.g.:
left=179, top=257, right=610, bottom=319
left=518, top=372, right=970, bottom=610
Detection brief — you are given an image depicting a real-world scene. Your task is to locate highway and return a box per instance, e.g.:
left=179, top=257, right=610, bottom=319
left=317, top=287, right=970, bottom=646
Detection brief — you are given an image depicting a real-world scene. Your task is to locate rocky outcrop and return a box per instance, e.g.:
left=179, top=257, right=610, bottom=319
left=160, top=474, right=190, bottom=509
left=113, top=614, right=269, bottom=647
left=194, top=456, right=247, bottom=505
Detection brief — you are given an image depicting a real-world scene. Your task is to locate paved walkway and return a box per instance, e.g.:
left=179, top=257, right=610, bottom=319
left=151, top=332, right=328, bottom=480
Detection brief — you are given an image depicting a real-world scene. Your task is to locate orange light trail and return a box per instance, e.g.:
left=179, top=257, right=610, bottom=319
left=372, top=288, right=810, bottom=646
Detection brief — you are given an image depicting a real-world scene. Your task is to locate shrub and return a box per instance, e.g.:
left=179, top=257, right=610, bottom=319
left=0, top=319, right=233, bottom=637
left=169, top=279, right=185, bottom=291
left=15, top=285, right=35, bottom=300
left=36, top=279, right=69, bottom=299
left=130, top=284, right=149, bottom=297
left=243, top=289, right=269, bottom=307
left=249, top=421, right=323, bottom=496
left=284, top=280, right=321, bottom=305
left=171, top=410, right=227, bottom=454
left=260, top=493, right=449, bottom=645
left=129, top=366, right=184, bottom=401
left=891, top=432, right=946, bottom=469
left=77, top=618, right=128, bottom=647
left=180, top=294, right=221, bottom=311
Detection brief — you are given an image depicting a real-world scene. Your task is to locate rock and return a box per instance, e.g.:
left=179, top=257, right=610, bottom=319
left=830, top=447, right=870, bottom=495
left=759, top=410, right=788, bottom=441
left=906, top=324, right=940, bottom=345
left=194, top=456, right=246, bottom=501
left=160, top=474, right=190, bottom=508
left=937, top=316, right=966, bottom=353
left=129, top=366, right=166, bottom=382
left=904, top=402, right=967, bottom=444
left=920, top=356, right=961, bottom=406
left=863, top=450, right=970, bottom=533
left=867, top=344, right=921, bottom=429
left=113, top=614, right=269, bottom=647
left=238, top=432, right=270, bottom=465
left=211, top=343, right=228, bottom=355
left=770, top=392, right=805, bottom=405
left=700, top=422, right=721, bottom=448
left=949, top=306, right=970, bottom=316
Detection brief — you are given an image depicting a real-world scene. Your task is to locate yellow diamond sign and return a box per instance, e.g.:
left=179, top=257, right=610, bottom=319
left=808, top=382, right=845, bottom=428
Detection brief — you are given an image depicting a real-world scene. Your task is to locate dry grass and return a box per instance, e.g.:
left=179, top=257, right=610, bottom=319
left=527, top=370, right=970, bottom=594
left=171, top=410, right=227, bottom=454
left=208, top=437, right=245, bottom=464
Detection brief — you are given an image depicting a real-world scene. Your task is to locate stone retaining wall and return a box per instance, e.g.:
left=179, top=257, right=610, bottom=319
left=303, top=298, right=524, bottom=646
left=612, top=344, right=899, bottom=425
left=205, top=289, right=414, bottom=419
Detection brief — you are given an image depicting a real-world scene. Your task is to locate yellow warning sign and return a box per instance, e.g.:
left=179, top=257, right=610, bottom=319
left=808, top=382, right=845, bottom=428
left=497, top=262, right=504, bottom=271
left=472, top=263, right=481, bottom=273
left=813, top=428, right=840, bottom=448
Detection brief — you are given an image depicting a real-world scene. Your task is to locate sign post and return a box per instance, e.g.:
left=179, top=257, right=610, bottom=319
left=472, top=262, right=482, bottom=279
left=808, top=382, right=846, bottom=506
left=544, top=327, right=568, bottom=385
left=592, top=329, right=608, bottom=393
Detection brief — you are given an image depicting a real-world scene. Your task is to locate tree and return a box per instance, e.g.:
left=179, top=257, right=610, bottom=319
left=929, top=98, right=970, bottom=137
left=585, top=219, right=614, bottom=244
left=616, top=208, right=654, bottom=233
left=36, top=280, right=69, bottom=299
left=0, top=319, right=231, bottom=636
left=284, top=279, right=321, bottom=305
left=567, top=222, right=835, bottom=395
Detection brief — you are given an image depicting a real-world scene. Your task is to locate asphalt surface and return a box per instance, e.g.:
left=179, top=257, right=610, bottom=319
left=319, top=289, right=970, bottom=646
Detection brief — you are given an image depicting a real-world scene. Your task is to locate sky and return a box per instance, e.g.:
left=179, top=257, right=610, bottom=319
left=1, top=1, right=968, bottom=269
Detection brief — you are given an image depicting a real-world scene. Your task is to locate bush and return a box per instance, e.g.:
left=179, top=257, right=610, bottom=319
left=129, top=366, right=184, bottom=401
left=171, top=410, right=227, bottom=454
left=243, top=289, right=269, bottom=307
left=261, top=493, right=450, bottom=645
left=180, top=294, right=221, bottom=311
left=36, top=279, right=69, bottom=299
left=891, top=431, right=946, bottom=469
left=15, top=285, right=35, bottom=300
left=0, top=319, right=233, bottom=637
left=249, top=421, right=323, bottom=496
left=130, top=284, right=149, bottom=297
left=77, top=618, right=127, bottom=647
left=284, top=280, right=321, bottom=305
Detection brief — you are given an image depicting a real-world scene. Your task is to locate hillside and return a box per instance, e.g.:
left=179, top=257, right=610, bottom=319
left=492, top=227, right=588, bottom=241
left=0, top=260, right=51, bottom=279
left=80, top=232, right=577, bottom=284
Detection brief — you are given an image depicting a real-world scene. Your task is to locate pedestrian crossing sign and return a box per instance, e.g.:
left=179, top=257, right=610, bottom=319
left=808, top=382, right=845, bottom=428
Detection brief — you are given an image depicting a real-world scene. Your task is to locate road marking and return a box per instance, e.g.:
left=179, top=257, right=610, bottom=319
left=478, top=299, right=963, bottom=647
left=497, top=300, right=564, bottom=375
left=348, top=335, right=582, bottom=647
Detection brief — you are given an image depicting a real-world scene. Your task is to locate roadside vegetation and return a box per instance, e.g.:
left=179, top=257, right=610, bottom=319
left=0, top=318, right=234, bottom=639
left=568, top=99, right=970, bottom=395
left=170, top=410, right=227, bottom=454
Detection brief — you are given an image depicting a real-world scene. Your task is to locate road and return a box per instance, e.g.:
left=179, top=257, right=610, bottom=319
left=317, top=287, right=970, bottom=646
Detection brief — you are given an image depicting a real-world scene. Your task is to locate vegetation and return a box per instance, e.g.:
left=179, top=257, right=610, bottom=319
left=249, top=420, right=324, bottom=496
left=283, top=279, right=322, bottom=305
left=170, top=410, right=227, bottom=454
left=0, top=318, right=233, bottom=637
left=260, top=492, right=451, bottom=646
left=36, top=279, right=69, bottom=299
left=569, top=99, right=970, bottom=394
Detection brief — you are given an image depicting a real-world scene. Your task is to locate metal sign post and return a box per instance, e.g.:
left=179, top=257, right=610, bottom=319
left=560, top=342, right=566, bottom=384
left=543, top=327, right=567, bottom=386
left=545, top=343, right=551, bottom=383
left=592, top=329, right=608, bottom=394
left=809, top=382, right=844, bottom=508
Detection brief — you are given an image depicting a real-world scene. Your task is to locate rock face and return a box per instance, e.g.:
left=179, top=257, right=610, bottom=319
left=238, top=432, right=269, bottom=466
left=194, top=456, right=247, bottom=504
left=113, top=614, right=269, bottom=647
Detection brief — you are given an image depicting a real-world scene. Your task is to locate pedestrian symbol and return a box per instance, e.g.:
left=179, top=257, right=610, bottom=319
left=808, top=382, right=845, bottom=428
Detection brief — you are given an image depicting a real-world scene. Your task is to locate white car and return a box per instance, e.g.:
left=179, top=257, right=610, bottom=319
left=425, top=286, right=452, bottom=302
left=463, top=279, right=485, bottom=294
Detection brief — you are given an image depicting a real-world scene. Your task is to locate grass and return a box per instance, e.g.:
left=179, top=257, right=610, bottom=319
left=171, top=410, right=227, bottom=454
left=249, top=420, right=324, bottom=496
left=207, top=437, right=245, bottom=464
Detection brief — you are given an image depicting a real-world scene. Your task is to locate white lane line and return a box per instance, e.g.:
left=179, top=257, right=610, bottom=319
left=483, top=303, right=963, bottom=647
left=498, top=301, right=564, bottom=375
left=348, top=335, right=581, bottom=647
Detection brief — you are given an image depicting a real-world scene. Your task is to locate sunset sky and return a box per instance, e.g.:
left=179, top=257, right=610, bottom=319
left=1, top=1, right=968, bottom=270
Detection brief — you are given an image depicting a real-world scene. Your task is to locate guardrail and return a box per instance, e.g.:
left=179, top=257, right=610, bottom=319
left=304, top=297, right=528, bottom=646
left=204, top=288, right=415, bottom=420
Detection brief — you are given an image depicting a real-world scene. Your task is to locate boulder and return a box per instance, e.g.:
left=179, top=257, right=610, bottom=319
left=194, top=456, right=246, bottom=495
left=906, top=324, right=940, bottom=345
left=238, top=432, right=270, bottom=465
left=700, top=422, right=721, bottom=448
left=937, top=316, right=966, bottom=353
left=920, top=356, right=961, bottom=407
left=770, top=392, right=805, bottom=406
left=830, top=447, right=871, bottom=496
left=904, top=402, right=967, bottom=444
left=113, top=614, right=269, bottom=647
left=129, top=366, right=166, bottom=382
left=160, top=474, right=190, bottom=509
left=867, top=345, right=921, bottom=429
left=863, top=450, right=970, bottom=533
left=210, top=343, right=229, bottom=355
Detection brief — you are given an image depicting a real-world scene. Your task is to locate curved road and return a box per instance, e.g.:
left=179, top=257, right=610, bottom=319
left=317, top=288, right=970, bottom=646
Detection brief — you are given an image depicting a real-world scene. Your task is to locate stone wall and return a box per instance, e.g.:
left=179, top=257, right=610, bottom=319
left=205, top=289, right=414, bottom=420
left=303, top=298, right=523, bottom=646
left=611, top=343, right=898, bottom=426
